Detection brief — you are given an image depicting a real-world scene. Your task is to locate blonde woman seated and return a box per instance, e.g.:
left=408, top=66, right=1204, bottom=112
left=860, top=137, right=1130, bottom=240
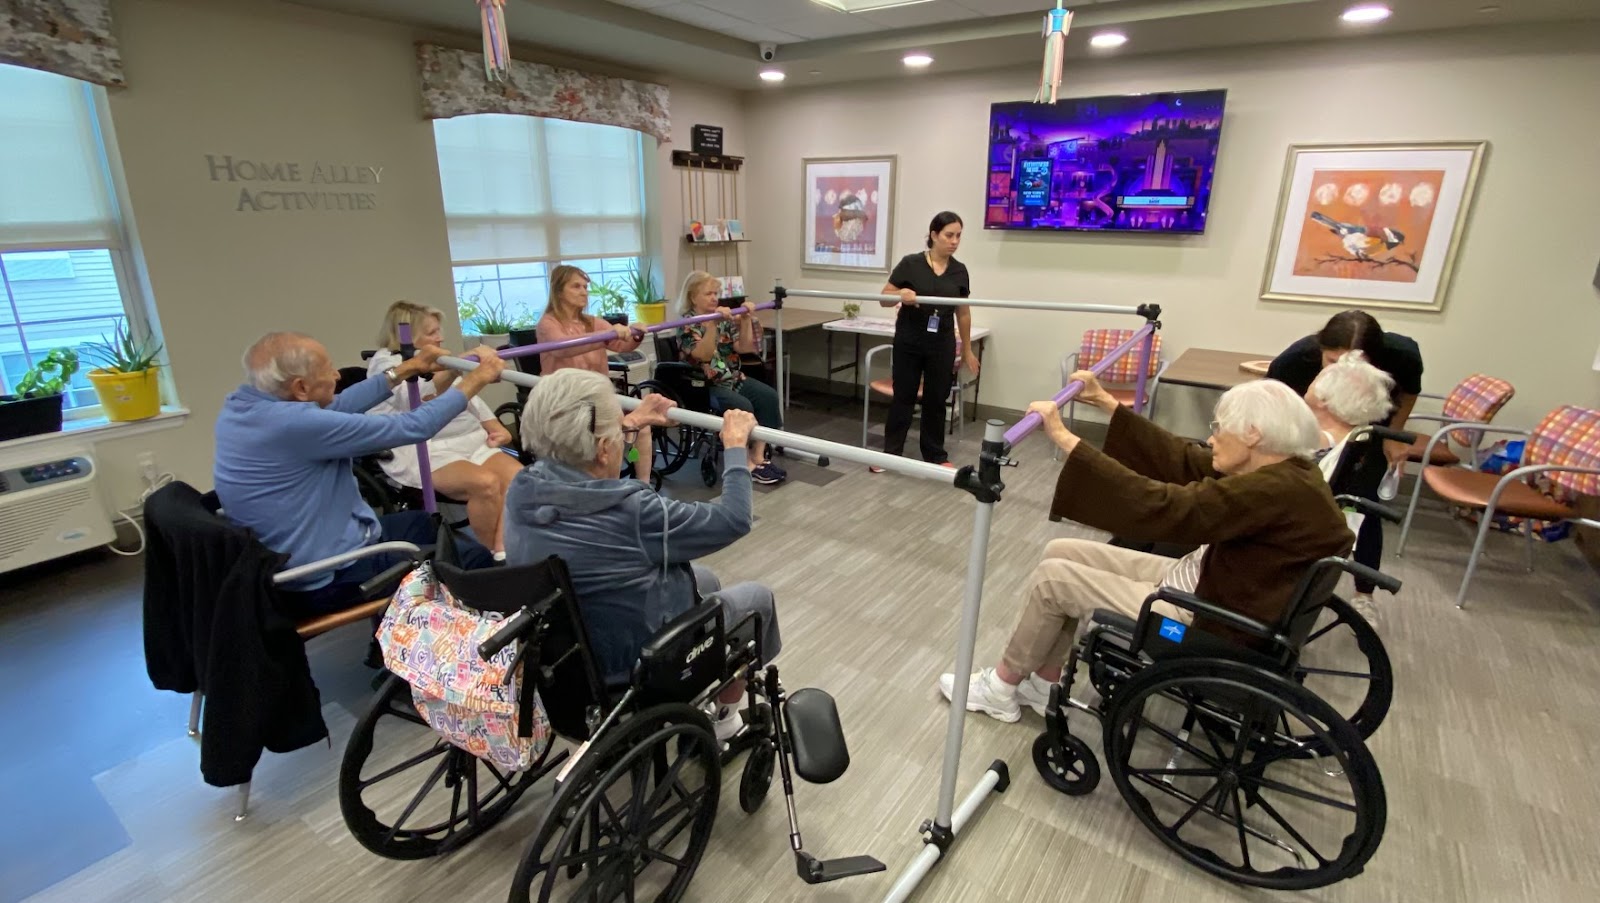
left=940, top=372, right=1353, bottom=722
left=368, top=301, right=521, bottom=557
left=677, top=270, right=786, bottom=486
left=536, top=264, right=653, bottom=481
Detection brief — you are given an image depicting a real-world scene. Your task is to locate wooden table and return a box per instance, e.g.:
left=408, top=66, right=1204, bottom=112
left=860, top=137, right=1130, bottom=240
left=772, top=307, right=840, bottom=332
left=1162, top=348, right=1273, bottom=391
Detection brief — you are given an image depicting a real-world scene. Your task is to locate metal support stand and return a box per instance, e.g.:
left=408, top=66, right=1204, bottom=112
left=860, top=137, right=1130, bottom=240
left=187, top=691, right=202, bottom=737
left=879, top=420, right=1015, bottom=903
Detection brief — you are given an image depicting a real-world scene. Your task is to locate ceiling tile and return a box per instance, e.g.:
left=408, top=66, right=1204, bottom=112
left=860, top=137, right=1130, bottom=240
left=857, top=2, right=981, bottom=29
left=695, top=0, right=886, bottom=39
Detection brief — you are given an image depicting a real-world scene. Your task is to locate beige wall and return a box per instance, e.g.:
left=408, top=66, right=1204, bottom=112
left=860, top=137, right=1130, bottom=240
left=742, top=24, right=1600, bottom=437
left=81, top=0, right=744, bottom=511
left=655, top=79, right=747, bottom=306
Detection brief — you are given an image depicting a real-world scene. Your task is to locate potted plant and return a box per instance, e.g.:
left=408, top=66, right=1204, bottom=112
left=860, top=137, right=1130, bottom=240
left=623, top=260, right=667, bottom=326
left=0, top=348, right=80, bottom=441
left=83, top=321, right=164, bottom=422
left=842, top=301, right=861, bottom=320
left=457, top=283, right=514, bottom=348
left=589, top=282, right=631, bottom=326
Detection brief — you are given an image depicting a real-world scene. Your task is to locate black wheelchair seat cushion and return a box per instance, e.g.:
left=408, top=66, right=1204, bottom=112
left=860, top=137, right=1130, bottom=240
left=786, top=688, right=850, bottom=784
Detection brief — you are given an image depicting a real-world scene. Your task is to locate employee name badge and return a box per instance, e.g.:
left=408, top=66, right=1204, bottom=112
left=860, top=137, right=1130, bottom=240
left=926, top=311, right=940, bottom=333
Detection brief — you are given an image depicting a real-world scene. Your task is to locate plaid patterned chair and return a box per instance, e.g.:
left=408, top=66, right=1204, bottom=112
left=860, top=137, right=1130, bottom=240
left=1396, top=405, right=1600, bottom=609
left=1404, top=374, right=1516, bottom=467
left=1063, top=329, right=1166, bottom=432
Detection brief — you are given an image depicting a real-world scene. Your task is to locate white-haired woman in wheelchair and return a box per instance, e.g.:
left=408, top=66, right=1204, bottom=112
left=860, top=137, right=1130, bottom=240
left=941, top=373, right=1355, bottom=722
left=503, top=368, right=780, bottom=743
left=368, top=300, right=519, bottom=558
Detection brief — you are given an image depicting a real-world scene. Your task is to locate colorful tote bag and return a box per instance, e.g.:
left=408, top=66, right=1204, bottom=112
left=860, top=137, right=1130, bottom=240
left=377, top=564, right=551, bottom=770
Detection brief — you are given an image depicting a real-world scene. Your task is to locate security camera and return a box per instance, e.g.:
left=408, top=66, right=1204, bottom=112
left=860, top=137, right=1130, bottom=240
left=759, top=43, right=777, bottom=62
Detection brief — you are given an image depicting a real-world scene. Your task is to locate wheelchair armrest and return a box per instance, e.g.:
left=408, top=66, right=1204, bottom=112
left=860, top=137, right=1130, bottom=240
left=1134, top=589, right=1286, bottom=649
left=633, top=602, right=726, bottom=703
left=1335, top=556, right=1402, bottom=594
left=1335, top=494, right=1404, bottom=524
left=271, top=541, right=425, bottom=586
left=1347, top=424, right=1418, bottom=446
left=608, top=360, right=630, bottom=372
left=653, top=361, right=700, bottom=378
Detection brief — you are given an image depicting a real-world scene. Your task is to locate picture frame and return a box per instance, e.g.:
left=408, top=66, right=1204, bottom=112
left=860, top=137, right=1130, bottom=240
left=1260, top=141, right=1486, bottom=312
left=802, top=155, right=897, bottom=273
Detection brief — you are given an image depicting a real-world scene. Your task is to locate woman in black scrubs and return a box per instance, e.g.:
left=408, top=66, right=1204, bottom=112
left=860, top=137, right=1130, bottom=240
left=1268, top=309, right=1423, bottom=615
left=872, top=211, right=981, bottom=470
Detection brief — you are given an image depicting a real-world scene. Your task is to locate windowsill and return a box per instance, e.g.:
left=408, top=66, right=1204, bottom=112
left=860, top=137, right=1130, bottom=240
left=0, top=406, right=190, bottom=454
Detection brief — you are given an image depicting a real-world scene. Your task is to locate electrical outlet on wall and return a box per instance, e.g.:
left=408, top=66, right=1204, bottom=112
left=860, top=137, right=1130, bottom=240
left=137, top=452, right=158, bottom=490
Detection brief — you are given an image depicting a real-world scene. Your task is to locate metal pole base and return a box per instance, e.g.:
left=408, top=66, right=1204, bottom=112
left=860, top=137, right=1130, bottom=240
left=879, top=760, right=1009, bottom=903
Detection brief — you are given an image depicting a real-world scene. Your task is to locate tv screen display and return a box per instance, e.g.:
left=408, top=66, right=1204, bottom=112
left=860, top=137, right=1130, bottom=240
left=984, top=89, right=1227, bottom=234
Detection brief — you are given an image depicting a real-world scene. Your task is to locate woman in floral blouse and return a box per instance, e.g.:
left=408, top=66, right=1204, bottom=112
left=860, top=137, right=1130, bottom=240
left=677, top=270, right=785, bottom=485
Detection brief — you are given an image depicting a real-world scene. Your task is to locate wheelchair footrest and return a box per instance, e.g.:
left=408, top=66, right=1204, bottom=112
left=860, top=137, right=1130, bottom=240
left=795, top=851, right=886, bottom=884
left=785, top=688, right=849, bottom=784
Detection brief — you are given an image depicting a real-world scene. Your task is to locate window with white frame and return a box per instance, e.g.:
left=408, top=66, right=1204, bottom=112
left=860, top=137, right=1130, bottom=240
left=0, top=63, right=152, bottom=414
left=433, top=114, right=647, bottom=329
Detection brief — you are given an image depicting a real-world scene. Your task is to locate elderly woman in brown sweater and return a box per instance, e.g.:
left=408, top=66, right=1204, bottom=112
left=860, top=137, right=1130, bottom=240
left=940, top=370, right=1354, bottom=722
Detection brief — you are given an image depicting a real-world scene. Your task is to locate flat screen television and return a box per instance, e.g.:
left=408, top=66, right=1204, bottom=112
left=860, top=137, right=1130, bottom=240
left=984, top=89, right=1227, bottom=234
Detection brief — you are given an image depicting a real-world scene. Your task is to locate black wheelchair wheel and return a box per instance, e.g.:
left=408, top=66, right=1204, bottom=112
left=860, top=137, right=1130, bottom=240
left=700, top=453, right=718, bottom=487
left=1032, top=731, right=1100, bottom=797
left=1103, top=658, right=1385, bottom=890
left=339, top=674, right=551, bottom=860
left=1289, top=595, right=1392, bottom=755
left=509, top=704, right=721, bottom=903
left=738, top=738, right=775, bottom=813
left=632, top=381, right=692, bottom=478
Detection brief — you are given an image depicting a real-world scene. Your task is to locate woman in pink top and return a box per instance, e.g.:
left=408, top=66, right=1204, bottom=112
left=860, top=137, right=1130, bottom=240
left=535, top=264, right=654, bottom=481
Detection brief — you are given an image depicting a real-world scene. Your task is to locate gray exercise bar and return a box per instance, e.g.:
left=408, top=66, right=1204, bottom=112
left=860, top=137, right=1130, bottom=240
left=436, top=356, right=954, bottom=484
left=780, top=286, right=1146, bottom=316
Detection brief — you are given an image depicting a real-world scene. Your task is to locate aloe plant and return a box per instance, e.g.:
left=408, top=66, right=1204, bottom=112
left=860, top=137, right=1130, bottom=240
left=12, top=348, right=80, bottom=398
left=620, top=260, right=661, bottom=307
left=82, top=321, right=163, bottom=374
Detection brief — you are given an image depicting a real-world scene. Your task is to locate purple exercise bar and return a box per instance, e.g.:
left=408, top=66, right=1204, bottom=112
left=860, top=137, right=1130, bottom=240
left=475, top=301, right=780, bottom=362
left=1002, top=323, right=1157, bottom=448
left=396, top=322, right=438, bottom=514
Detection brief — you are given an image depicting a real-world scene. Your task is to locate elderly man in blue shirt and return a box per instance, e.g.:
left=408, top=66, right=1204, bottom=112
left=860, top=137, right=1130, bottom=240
left=214, top=330, right=507, bottom=615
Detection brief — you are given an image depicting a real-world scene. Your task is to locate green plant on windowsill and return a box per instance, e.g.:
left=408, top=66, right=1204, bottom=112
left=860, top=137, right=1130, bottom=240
left=590, top=282, right=631, bottom=320
left=460, top=292, right=515, bottom=336
left=12, top=348, right=80, bottom=398
left=82, top=320, right=164, bottom=374
left=621, top=259, right=662, bottom=307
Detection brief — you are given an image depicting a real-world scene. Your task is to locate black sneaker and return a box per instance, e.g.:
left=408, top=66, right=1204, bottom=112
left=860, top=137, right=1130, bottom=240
left=764, top=459, right=787, bottom=478
left=751, top=464, right=783, bottom=485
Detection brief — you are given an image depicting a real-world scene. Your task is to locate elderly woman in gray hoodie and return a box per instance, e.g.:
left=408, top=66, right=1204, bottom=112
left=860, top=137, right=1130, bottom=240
left=503, top=368, right=779, bottom=743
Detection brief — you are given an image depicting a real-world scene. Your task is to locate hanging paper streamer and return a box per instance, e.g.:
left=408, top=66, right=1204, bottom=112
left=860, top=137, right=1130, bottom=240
left=1035, top=1, right=1073, bottom=104
left=479, top=0, right=511, bottom=82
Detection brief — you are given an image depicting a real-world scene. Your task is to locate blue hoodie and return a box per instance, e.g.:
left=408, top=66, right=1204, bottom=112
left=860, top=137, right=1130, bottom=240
left=503, top=447, right=751, bottom=681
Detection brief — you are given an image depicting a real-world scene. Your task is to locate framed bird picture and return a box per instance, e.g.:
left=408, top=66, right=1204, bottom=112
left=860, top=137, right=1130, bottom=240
left=1261, top=141, right=1486, bottom=312
left=802, top=155, right=897, bottom=273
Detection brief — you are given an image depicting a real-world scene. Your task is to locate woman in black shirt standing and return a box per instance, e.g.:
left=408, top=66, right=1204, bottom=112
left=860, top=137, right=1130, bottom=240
left=873, top=211, right=981, bottom=469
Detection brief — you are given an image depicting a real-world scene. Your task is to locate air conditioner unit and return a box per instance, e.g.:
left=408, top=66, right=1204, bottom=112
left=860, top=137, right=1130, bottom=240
left=0, top=445, right=115, bottom=574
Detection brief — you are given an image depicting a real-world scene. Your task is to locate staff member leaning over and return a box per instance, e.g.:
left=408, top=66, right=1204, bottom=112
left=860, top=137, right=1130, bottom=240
left=214, top=331, right=507, bottom=617
left=940, top=370, right=1354, bottom=721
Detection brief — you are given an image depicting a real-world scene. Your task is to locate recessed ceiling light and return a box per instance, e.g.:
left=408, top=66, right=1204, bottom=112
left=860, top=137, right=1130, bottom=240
left=1340, top=4, right=1392, bottom=24
left=1477, top=4, right=1501, bottom=12
left=1089, top=32, right=1128, bottom=49
left=903, top=52, right=933, bottom=68
left=759, top=69, right=785, bottom=82
left=808, top=69, right=822, bottom=76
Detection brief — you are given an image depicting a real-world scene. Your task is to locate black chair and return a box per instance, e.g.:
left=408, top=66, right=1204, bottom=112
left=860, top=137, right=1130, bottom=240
left=338, top=555, right=884, bottom=897
left=1030, top=542, right=1402, bottom=890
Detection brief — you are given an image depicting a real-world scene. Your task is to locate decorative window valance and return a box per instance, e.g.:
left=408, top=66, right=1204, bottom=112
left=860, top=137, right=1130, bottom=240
left=416, top=43, right=670, bottom=145
left=0, top=0, right=123, bottom=87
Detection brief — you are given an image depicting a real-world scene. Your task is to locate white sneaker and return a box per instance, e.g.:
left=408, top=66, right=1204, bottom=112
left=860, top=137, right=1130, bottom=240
left=937, top=669, right=1021, bottom=723
left=1015, top=674, right=1055, bottom=717
left=1349, top=592, right=1380, bottom=631
left=711, top=705, right=744, bottom=743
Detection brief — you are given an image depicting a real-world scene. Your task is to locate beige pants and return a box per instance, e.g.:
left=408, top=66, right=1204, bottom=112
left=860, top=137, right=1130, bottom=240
left=1000, top=538, right=1189, bottom=677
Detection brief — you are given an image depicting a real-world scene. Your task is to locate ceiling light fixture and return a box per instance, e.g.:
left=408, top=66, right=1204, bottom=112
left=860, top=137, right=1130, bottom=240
left=759, top=69, right=785, bottom=83
left=1089, top=32, right=1128, bottom=49
left=903, top=52, right=933, bottom=68
left=1340, top=4, right=1392, bottom=24
left=810, top=0, right=938, bottom=12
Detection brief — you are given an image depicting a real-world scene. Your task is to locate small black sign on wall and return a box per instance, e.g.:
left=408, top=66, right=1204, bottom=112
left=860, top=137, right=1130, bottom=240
left=691, top=124, right=724, bottom=156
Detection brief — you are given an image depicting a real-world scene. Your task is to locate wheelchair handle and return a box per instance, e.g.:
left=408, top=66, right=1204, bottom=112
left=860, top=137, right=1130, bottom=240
left=1339, top=559, right=1401, bottom=594
left=357, top=560, right=417, bottom=598
left=1349, top=424, right=1417, bottom=446
left=479, top=609, right=535, bottom=660
left=1334, top=495, right=1405, bottom=524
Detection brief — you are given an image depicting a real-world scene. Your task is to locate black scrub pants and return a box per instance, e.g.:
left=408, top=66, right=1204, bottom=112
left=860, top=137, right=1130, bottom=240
left=883, top=331, right=956, bottom=464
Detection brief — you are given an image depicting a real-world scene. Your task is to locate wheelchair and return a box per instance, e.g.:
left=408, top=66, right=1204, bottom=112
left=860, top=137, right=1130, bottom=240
left=632, top=332, right=727, bottom=488
left=1031, top=545, right=1403, bottom=890
left=337, top=553, right=882, bottom=900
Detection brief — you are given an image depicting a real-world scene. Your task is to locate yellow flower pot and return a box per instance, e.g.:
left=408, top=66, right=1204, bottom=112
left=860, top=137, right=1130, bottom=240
left=634, top=302, right=667, bottom=326
left=88, top=368, right=162, bottom=421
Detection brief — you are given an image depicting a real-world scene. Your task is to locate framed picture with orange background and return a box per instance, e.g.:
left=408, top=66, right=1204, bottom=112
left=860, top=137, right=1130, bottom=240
left=1261, top=141, right=1486, bottom=312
